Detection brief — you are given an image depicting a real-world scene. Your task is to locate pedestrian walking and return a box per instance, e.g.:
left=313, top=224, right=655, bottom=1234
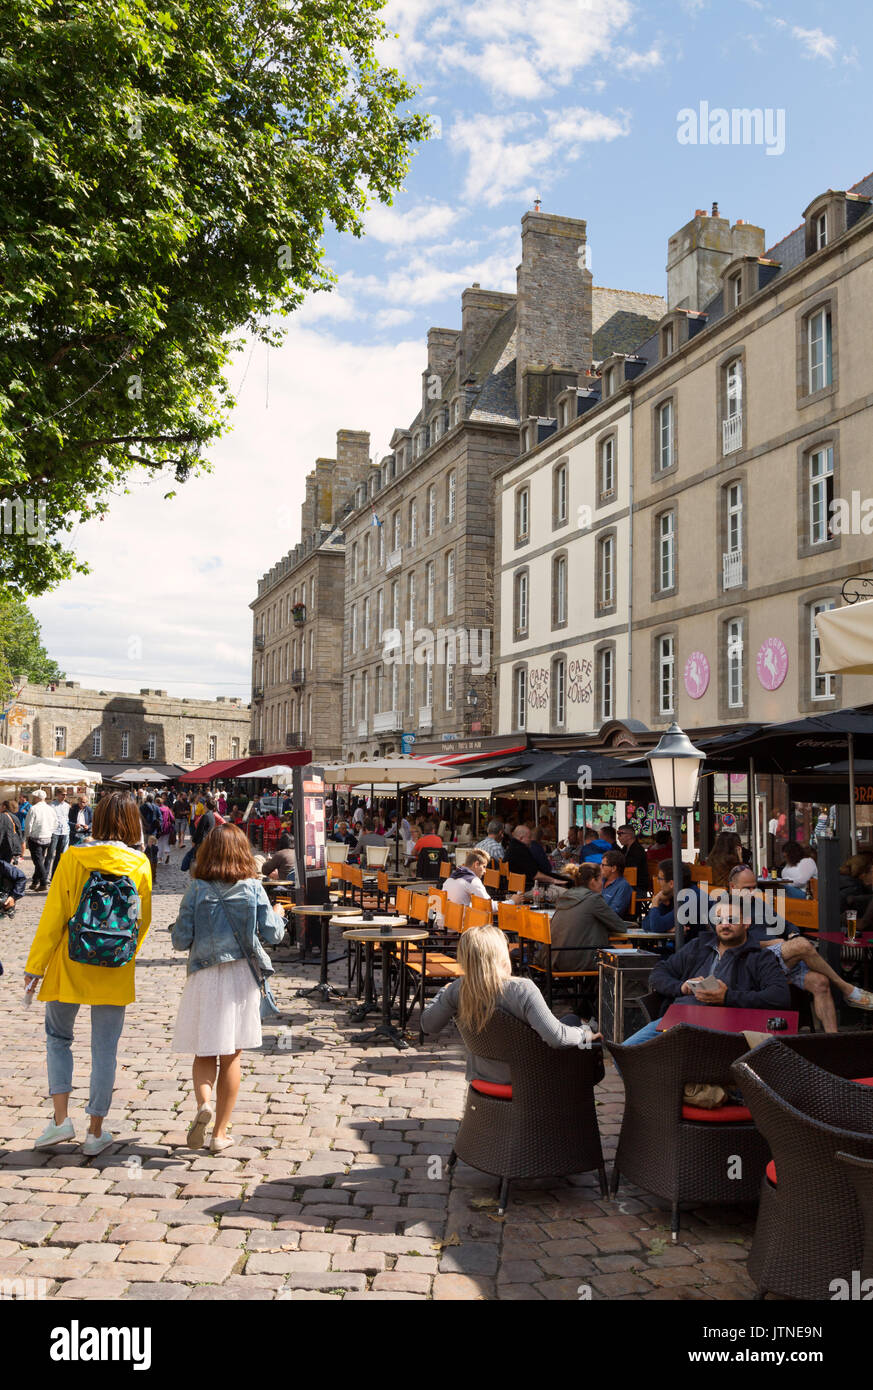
left=171, top=824, right=284, bottom=1153
left=46, top=789, right=71, bottom=885
left=23, top=791, right=152, bottom=1154
left=0, top=799, right=23, bottom=863
left=174, top=793, right=191, bottom=847
left=16, top=796, right=31, bottom=837
left=68, top=794, right=93, bottom=847
left=23, top=790, right=55, bottom=891
left=156, top=797, right=175, bottom=864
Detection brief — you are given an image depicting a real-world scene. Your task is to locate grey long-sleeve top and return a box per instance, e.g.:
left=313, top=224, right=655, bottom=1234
left=420, top=975, right=590, bottom=1084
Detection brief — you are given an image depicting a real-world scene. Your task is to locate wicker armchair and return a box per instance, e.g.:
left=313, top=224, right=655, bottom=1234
left=779, top=1029, right=873, bottom=1079
left=731, top=1040, right=873, bottom=1300
left=836, top=1152, right=873, bottom=1282
left=608, top=1025, right=770, bottom=1240
left=448, top=1008, right=607, bottom=1213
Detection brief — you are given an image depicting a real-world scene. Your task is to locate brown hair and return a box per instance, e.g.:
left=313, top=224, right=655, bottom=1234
left=92, top=791, right=143, bottom=847
left=563, top=861, right=600, bottom=889
left=705, top=831, right=744, bottom=888
left=465, top=849, right=489, bottom=869
left=192, top=823, right=259, bottom=883
left=841, top=852, right=873, bottom=880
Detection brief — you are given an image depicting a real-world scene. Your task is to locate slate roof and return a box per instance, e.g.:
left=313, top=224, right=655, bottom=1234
left=593, top=310, right=662, bottom=361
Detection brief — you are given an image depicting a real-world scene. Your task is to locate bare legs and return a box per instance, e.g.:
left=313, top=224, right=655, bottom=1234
left=778, top=936, right=869, bottom=1033
left=191, top=1052, right=241, bottom=1140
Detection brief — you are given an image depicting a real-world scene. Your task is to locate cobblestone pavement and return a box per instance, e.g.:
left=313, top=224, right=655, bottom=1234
left=0, top=852, right=757, bottom=1301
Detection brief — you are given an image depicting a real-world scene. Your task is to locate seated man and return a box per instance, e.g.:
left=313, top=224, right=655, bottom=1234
left=641, top=862, right=711, bottom=938
left=622, top=904, right=791, bottom=1045
left=412, top=820, right=443, bottom=855
left=475, top=819, right=506, bottom=866
left=580, top=828, right=613, bottom=865
left=0, top=858, right=27, bottom=917
left=444, top=849, right=494, bottom=909
left=600, top=850, right=633, bottom=919
left=262, top=833, right=295, bottom=881
left=723, top=864, right=873, bottom=1032
left=506, top=824, right=569, bottom=891
left=330, top=820, right=358, bottom=847
left=615, top=824, right=650, bottom=895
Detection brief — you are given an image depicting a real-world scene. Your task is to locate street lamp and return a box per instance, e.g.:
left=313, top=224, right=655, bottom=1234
left=645, top=722, right=705, bottom=952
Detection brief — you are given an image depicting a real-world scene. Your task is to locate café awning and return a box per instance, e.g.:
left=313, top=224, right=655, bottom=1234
left=816, top=600, right=873, bottom=675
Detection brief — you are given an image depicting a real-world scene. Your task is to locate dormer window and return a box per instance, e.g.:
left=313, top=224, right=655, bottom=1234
left=728, top=272, right=742, bottom=309
left=603, top=366, right=616, bottom=398
left=432, top=414, right=441, bottom=445
left=815, top=211, right=828, bottom=251
left=661, top=323, right=674, bottom=358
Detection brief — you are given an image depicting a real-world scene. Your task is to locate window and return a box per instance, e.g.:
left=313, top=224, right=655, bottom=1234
left=723, top=481, right=744, bottom=589
left=363, top=595, right=370, bottom=648
left=376, top=589, right=384, bottom=641
left=453, top=398, right=461, bottom=426
left=92, top=729, right=102, bottom=757
left=208, top=734, right=217, bottom=760
left=658, top=511, right=676, bottom=592
left=184, top=733, right=194, bottom=760
left=515, top=486, right=530, bottom=544
left=447, top=471, right=456, bottom=523
left=725, top=357, right=742, bottom=416
left=598, top=647, right=615, bottom=722
left=425, top=651, right=434, bottom=708
left=407, top=664, right=415, bottom=716
left=231, top=738, right=240, bottom=758
left=351, top=541, right=358, bottom=584
left=391, top=665, right=399, bottom=711
left=431, top=414, right=440, bottom=446
left=808, top=307, right=833, bottom=393
left=121, top=731, right=130, bottom=760
left=811, top=601, right=836, bottom=700
left=309, top=629, right=314, bottom=669
left=445, top=657, right=454, bottom=712
left=392, top=511, right=401, bottom=552
left=728, top=272, right=742, bottom=309
left=600, top=436, right=615, bottom=498
left=657, top=400, right=674, bottom=472
left=377, top=523, right=384, bottom=567
left=361, top=672, right=368, bottom=721
left=308, top=695, right=312, bottom=734
left=553, top=553, right=567, bottom=627
left=727, top=618, right=744, bottom=709
left=351, top=603, right=358, bottom=654
left=363, top=533, right=370, bottom=575
left=426, top=561, right=435, bottom=623
left=147, top=734, right=157, bottom=759
left=552, top=658, right=566, bottom=727
left=815, top=211, right=828, bottom=251
left=375, top=668, right=383, bottom=714
left=598, top=535, right=615, bottom=610
left=809, top=447, right=834, bottom=546
left=349, top=674, right=356, bottom=724
left=662, top=322, right=674, bottom=357
left=658, top=636, right=675, bottom=717
left=603, top=365, right=616, bottom=398
left=407, top=572, right=415, bottom=623
left=426, top=485, right=436, bottom=536
left=514, top=668, right=527, bottom=730
left=310, top=577, right=315, bottom=610
left=446, top=551, right=455, bottom=616
left=553, top=463, right=568, bottom=525
left=514, top=570, right=529, bottom=637
left=391, top=580, right=399, bottom=630
left=408, top=499, right=417, bottom=547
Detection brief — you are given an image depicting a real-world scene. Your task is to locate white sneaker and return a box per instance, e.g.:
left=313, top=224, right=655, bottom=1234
left=82, top=1130, right=115, bottom=1157
left=34, top=1117, right=75, bottom=1149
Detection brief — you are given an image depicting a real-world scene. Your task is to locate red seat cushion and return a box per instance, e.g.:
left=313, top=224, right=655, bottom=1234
left=471, top=1079, right=512, bottom=1099
left=766, top=1159, right=777, bottom=1185
left=853, top=1076, right=873, bottom=1087
left=681, top=1104, right=753, bottom=1123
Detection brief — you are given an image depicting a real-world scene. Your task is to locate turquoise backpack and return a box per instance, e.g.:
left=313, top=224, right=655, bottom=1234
left=67, top=871, right=141, bottom=968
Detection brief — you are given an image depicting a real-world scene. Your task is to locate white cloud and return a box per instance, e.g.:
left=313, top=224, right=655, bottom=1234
left=365, top=201, right=461, bottom=245
left=613, top=45, right=665, bottom=73
left=374, top=308, right=417, bottom=328
left=792, top=25, right=839, bottom=62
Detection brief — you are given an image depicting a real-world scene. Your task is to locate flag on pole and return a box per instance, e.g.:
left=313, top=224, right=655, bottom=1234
left=371, top=511, right=382, bottom=528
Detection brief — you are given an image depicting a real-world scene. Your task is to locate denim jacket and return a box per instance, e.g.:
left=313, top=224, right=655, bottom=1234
left=171, top=877, right=284, bottom=976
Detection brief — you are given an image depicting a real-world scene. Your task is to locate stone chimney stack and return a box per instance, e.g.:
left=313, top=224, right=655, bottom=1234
left=515, top=211, right=592, bottom=418
left=459, top=285, right=516, bottom=382
left=422, top=328, right=459, bottom=415
left=332, top=429, right=371, bottom=526
left=730, top=219, right=766, bottom=260
left=666, top=208, right=734, bottom=311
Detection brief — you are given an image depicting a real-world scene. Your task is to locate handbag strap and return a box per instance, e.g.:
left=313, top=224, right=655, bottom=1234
left=210, top=884, right=265, bottom=993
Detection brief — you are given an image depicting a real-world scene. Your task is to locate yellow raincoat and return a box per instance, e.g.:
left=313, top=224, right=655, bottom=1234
left=25, top=842, right=152, bottom=1005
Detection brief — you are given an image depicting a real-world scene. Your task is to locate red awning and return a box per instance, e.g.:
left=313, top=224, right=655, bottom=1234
left=178, top=750, right=312, bottom=783
left=428, top=744, right=527, bottom=766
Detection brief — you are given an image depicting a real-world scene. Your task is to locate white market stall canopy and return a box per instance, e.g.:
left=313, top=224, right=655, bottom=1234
left=816, top=600, right=873, bottom=675
left=0, top=760, right=102, bottom=786
left=421, top=777, right=529, bottom=798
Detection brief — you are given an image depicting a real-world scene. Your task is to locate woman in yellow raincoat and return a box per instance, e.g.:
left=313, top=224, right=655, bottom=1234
left=24, top=791, right=152, bottom=1156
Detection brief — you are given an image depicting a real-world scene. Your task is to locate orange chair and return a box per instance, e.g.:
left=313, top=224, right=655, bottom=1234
left=808, top=878, right=819, bottom=901
left=624, top=866, right=637, bottom=888
left=443, top=900, right=465, bottom=934
left=516, top=908, right=598, bottom=1009
left=409, top=892, right=430, bottom=923
left=781, top=897, right=819, bottom=935
left=395, top=885, right=412, bottom=917
left=465, top=903, right=493, bottom=929
left=439, top=861, right=452, bottom=882
left=690, top=864, right=711, bottom=885
left=497, top=901, right=520, bottom=935
left=483, top=868, right=501, bottom=894
left=507, top=872, right=526, bottom=895
left=498, top=861, right=509, bottom=877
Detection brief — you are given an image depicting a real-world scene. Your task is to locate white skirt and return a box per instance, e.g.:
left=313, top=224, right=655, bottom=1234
left=173, top=958, right=262, bottom=1055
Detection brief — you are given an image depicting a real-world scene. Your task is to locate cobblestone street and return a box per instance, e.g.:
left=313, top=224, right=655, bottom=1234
left=0, top=856, right=758, bottom=1302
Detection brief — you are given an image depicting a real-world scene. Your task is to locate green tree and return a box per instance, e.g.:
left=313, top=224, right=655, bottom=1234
left=0, top=590, right=65, bottom=699
left=0, top=0, right=429, bottom=595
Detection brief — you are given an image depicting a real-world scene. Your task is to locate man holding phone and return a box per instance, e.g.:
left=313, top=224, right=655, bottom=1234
left=622, top=903, right=790, bottom=1046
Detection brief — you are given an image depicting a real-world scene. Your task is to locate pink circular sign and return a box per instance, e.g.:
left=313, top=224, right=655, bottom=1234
left=684, top=651, right=710, bottom=699
left=757, top=637, right=788, bottom=691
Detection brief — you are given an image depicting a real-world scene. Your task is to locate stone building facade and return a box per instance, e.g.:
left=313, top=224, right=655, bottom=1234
left=0, top=682, right=249, bottom=771
left=250, top=430, right=374, bottom=762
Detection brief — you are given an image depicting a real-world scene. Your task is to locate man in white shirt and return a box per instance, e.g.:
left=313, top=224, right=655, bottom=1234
left=475, top=819, right=505, bottom=864
left=46, top=790, right=70, bottom=885
left=444, top=849, right=493, bottom=909
left=24, top=790, right=56, bottom=891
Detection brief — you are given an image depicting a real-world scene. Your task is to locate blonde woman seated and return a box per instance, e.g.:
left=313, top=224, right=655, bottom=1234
left=421, top=925, right=602, bottom=1087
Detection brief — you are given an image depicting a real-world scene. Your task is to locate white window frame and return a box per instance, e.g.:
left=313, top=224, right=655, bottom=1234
left=659, top=511, right=675, bottom=592
left=811, top=601, right=836, bottom=700
left=553, top=658, right=566, bottom=727
left=54, top=726, right=66, bottom=754
left=516, top=486, right=530, bottom=543
left=408, top=498, right=417, bottom=547
left=425, top=652, right=434, bottom=708
left=600, top=647, right=614, bottom=721
left=208, top=734, right=217, bottom=760
left=445, top=658, right=454, bottom=712
left=658, top=635, right=675, bottom=717
left=351, top=603, right=358, bottom=654
left=808, top=307, right=833, bottom=393
left=815, top=211, right=828, bottom=251
left=407, top=572, right=415, bottom=623
left=184, top=733, right=194, bottom=760
left=600, top=437, right=615, bottom=497
left=727, top=618, right=744, bottom=709
left=809, top=446, right=834, bottom=546
left=555, top=463, right=568, bottom=524
left=447, top=471, right=456, bottom=524
left=554, top=554, right=567, bottom=625
left=391, top=580, right=399, bottom=630
left=446, top=551, right=455, bottom=616
left=725, top=358, right=742, bottom=418
left=426, top=485, right=436, bottom=536
left=658, top=400, right=674, bottom=472
left=515, top=571, right=529, bottom=636
left=92, top=729, right=102, bottom=757
left=426, top=561, right=435, bottom=624
left=362, top=595, right=370, bottom=649
left=121, top=731, right=130, bottom=760
left=727, top=481, right=743, bottom=556
left=600, top=535, right=615, bottom=609
left=147, top=734, right=157, bottom=759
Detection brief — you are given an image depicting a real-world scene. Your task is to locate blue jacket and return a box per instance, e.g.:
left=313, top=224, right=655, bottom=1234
left=582, top=838, right=614, bottom=865
left=649, top=929, right=791, bottom=1014
left=171, top=877, right=284, bottom=976
left=602, top=875, right=633, bottom=917
left=0, top=860, right=27, bottom=900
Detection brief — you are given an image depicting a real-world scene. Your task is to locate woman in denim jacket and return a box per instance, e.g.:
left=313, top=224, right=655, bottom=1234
left=171, top=824, right=284, bottom=1153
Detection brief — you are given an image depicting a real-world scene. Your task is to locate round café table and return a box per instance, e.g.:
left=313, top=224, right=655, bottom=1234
left=289, top=904, right=362, bottom=1001
left=343, top=920, right=427, bottom=1050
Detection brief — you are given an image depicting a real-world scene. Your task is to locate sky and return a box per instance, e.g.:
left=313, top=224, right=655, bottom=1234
left=31, top=0, right=873, bottom=701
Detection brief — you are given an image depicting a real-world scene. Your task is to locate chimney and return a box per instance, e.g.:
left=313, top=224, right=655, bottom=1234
left=731, top=219, right=766, bottom=261
left=422, top=327, right=459, bottom=414
left=666, top=207, right=733, bottom=311
left=515, top=210, right=592, bottom=416
left=332, top=429, right=371, bottom=526
left=460, top=286, right=515, bottom=381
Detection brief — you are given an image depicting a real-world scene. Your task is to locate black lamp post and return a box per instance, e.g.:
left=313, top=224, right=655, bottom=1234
left=645, top=723, right=705, bottom=952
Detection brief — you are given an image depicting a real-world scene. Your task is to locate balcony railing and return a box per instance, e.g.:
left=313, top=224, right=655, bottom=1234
left=254, top=633, right=265, bottom=650
left=356, top=720, right=368, bottom=737
left=722, top=548, right=744, bottom=590
left=722, top=413, right=743, bottom=454
left=385, top=547, right=402, bottom=574
left=418, top=705, right=433, bottom=731
left=252, top=686, right=264, bottom=700
left=285, top=732, right=302, bottom=748
left=373, top=709, right=403, bottom=733
left=249, top=739, right=264, bottom=754
left=290, top=668, right=305, bottom=687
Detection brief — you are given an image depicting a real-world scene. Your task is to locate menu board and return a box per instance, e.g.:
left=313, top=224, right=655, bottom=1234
left=302, top=777, right=326, bottom=874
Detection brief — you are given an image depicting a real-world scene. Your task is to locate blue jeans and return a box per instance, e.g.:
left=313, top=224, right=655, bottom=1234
left=47, top=833, right=69, bottom=882
left=45, top=1002, right=126, bottom=1117
left=622, top=1018, right=661, bottom=1047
